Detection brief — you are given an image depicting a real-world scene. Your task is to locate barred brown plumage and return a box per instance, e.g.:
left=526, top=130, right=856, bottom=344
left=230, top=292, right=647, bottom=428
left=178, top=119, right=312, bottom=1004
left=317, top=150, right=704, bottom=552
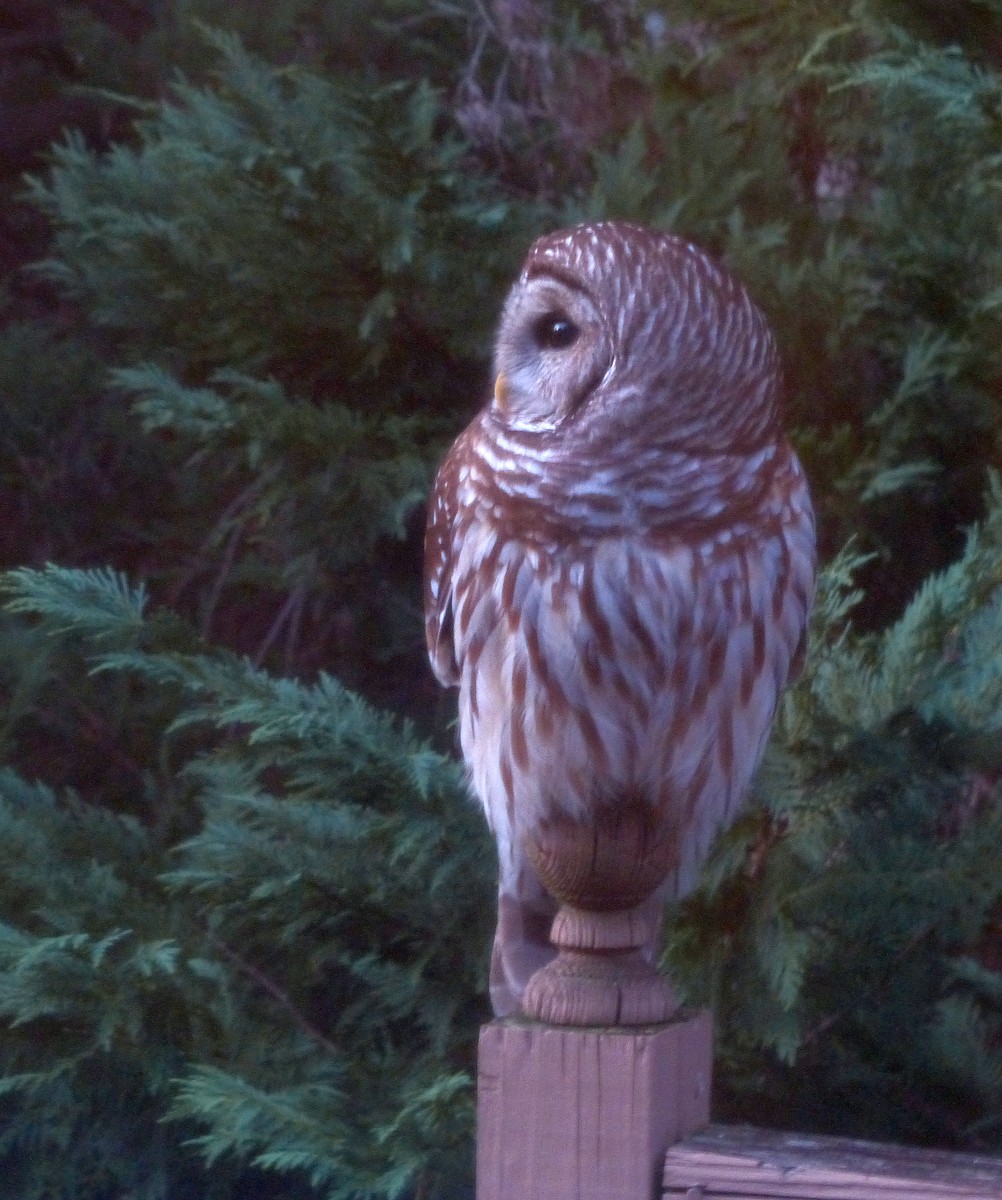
left=424, top=221, right=816, bottom=1022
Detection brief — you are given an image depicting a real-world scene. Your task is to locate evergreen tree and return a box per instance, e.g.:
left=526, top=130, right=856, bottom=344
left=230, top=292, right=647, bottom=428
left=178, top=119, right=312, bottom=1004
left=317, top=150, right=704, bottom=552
left=4, top=2, right=1002, bottom=1196
left=0, top=566, right=491, bottom=1199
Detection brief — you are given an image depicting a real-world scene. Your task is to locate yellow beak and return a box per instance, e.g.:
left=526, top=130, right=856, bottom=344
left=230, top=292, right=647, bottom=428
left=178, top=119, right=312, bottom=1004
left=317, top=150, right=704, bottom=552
left=494, top=373, right=508, bottom=412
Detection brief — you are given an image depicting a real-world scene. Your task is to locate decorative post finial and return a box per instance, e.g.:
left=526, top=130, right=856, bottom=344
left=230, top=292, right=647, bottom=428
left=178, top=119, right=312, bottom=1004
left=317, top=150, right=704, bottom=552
left=521, top=803, right=677, bottom=1025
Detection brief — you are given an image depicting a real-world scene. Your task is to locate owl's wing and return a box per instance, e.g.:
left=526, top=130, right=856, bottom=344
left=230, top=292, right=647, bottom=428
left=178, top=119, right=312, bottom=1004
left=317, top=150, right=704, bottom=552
left=423, top=434, right=465, bottom=688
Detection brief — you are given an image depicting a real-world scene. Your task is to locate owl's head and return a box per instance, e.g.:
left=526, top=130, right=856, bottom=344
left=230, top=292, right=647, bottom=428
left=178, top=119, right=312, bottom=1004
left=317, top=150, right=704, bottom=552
left=491, top=221, right=782, bottom=454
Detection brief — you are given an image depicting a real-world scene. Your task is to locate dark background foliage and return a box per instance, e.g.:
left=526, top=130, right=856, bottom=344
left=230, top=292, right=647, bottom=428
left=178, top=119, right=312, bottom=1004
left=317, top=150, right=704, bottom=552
left=4, top=1, right=1002, bottom=1196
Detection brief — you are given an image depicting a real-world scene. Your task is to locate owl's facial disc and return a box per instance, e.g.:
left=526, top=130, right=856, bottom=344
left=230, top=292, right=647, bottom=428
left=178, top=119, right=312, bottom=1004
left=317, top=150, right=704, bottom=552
left=492, top=273, right=610, bottom=429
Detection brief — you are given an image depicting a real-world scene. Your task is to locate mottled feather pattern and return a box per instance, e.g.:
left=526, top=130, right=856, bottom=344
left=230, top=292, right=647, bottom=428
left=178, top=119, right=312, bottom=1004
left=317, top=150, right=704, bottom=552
left=424, top=222, right=816, bottom=1015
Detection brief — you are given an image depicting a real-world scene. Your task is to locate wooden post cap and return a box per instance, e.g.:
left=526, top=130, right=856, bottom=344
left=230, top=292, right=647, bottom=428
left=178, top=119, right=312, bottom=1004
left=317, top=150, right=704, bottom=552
left=477, top=1010, right=712, bottom=1200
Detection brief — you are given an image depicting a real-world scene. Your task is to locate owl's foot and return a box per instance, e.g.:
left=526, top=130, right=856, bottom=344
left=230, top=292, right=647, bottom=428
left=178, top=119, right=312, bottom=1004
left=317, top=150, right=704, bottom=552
left=522, top=948, right=678, bottom=1026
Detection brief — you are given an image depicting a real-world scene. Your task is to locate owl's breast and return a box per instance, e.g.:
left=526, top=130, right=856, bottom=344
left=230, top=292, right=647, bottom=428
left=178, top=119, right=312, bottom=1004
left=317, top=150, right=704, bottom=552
left=448, top=445, right=814, bottom=896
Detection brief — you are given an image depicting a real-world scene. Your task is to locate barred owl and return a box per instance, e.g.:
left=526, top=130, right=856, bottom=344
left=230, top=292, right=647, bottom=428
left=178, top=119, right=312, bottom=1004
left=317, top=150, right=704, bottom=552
left=425, top=221, right=815, bottom=1019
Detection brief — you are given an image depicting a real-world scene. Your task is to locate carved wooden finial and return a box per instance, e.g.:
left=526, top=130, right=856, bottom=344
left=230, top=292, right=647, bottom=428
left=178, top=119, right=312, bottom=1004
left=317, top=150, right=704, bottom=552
left=521, top=802, right=679, bottom=1026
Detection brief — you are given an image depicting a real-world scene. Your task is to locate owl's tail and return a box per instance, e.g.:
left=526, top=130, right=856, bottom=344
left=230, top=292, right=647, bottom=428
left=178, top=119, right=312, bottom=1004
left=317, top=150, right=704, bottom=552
left=490, top=880, right=557, bottom=1017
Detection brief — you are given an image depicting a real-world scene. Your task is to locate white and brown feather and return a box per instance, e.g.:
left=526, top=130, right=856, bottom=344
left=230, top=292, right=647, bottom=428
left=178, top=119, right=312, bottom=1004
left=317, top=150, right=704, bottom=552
left=424, top=221, right=816, bottom=1015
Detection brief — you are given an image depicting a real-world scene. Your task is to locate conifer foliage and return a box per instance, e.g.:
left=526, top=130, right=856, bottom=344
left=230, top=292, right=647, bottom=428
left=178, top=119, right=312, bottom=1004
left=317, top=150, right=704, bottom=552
left=0, top=565, right=491, bottom=1199
left=4, top=1, right=1002, bottom=1196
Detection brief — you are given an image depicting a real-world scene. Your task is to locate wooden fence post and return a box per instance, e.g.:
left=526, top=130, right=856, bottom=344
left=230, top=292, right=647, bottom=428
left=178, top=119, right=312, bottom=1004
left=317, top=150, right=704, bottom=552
left=476, top=1009, right=712, bottom=1200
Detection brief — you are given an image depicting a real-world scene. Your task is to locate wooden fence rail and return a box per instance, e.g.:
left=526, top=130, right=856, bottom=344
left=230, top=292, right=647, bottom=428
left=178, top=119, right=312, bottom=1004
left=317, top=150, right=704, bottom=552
left=663, top=1124, right=1002, bottom=1199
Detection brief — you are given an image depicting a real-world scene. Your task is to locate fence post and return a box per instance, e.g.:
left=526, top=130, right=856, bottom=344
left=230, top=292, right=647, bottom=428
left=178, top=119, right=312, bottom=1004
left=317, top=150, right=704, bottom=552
left=476, top=1009, right=712, bottom=1200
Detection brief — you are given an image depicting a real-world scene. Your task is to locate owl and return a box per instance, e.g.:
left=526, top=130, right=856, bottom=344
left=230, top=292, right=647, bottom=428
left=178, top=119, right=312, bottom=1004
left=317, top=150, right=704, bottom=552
left=424, top=221, right=815, bottom=1019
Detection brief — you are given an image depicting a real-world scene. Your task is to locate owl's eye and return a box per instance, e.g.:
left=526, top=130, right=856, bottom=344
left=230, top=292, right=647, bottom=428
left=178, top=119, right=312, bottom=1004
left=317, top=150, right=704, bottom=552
left=531, top=312, right=580, bottom=350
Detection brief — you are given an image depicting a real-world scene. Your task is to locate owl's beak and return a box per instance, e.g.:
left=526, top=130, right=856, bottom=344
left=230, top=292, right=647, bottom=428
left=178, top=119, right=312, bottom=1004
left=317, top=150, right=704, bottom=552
left=494, top=373, right=509, bottom=412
